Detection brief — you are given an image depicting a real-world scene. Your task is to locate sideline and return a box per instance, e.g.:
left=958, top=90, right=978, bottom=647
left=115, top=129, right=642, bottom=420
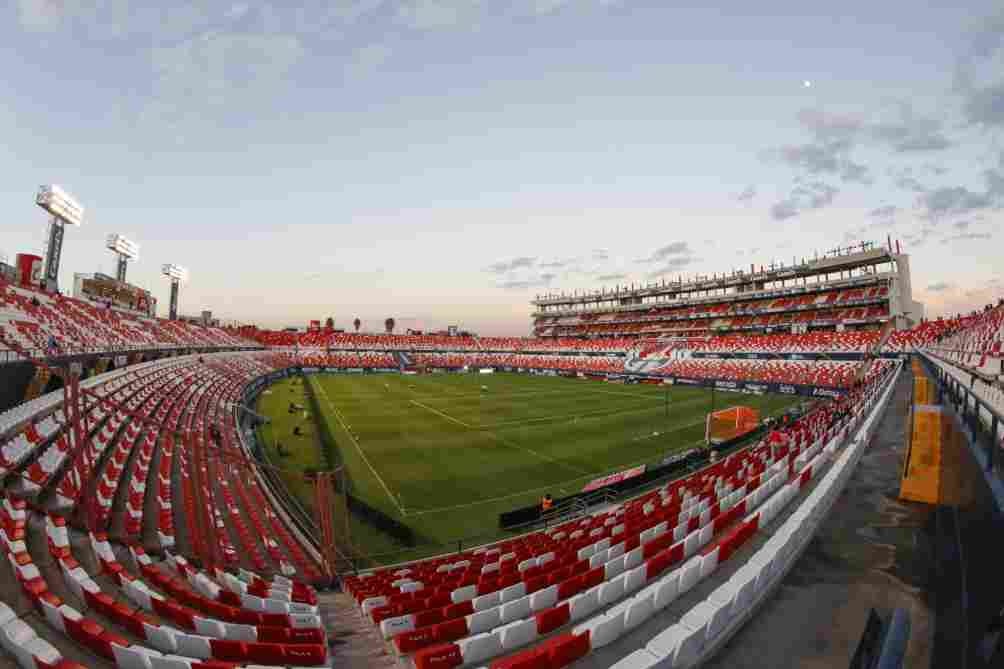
left=312, top=379, right=406, bottom=516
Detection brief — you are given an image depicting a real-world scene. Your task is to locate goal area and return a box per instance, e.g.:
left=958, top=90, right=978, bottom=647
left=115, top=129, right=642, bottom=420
left=705, top=405, right=760, bottom=445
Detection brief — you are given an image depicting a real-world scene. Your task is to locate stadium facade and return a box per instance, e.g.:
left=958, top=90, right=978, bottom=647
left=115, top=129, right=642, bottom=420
left=533, top=242, right=924, bottom=338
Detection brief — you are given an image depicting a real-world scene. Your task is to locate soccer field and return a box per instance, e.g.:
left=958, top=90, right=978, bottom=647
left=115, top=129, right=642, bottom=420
left=257, top=372, right=800, bottom=564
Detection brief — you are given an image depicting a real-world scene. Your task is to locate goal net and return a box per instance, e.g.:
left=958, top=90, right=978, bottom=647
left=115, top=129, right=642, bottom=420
left=705, top=405, right=760, bottom=445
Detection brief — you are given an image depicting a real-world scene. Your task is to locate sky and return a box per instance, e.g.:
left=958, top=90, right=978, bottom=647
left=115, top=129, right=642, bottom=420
left=1, top=0, right=1002, bottom=336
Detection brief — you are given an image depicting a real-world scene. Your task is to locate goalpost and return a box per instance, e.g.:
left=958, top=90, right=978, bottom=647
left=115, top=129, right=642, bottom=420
left=705, top=405, right=760, bottom=446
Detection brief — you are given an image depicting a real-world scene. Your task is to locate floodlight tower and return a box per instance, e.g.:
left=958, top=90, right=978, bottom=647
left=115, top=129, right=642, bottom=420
left=35, top=185, right=85, bottom=292
left=105, top=234, right=140, bottom=283
left=161, top=264, right=188, bottom=320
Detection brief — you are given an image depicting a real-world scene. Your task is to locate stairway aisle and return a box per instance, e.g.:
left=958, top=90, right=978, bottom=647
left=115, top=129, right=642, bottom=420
left=324, top=590, right=396, bottom=668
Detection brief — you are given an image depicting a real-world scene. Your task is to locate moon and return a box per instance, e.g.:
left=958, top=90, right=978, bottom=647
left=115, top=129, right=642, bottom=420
left=803, top=80, right=812, bottom=88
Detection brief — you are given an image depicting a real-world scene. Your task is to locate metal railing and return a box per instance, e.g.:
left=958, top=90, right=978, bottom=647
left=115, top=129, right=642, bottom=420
left=920, top=351, right=1004, bottom=497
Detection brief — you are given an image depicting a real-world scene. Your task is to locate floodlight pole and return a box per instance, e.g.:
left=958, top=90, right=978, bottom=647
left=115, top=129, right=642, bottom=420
left=116, top=255, right=128, bottom=283
left=43, top=217, right=65, bottom=292
left=169, top=279, right=180, bottom=320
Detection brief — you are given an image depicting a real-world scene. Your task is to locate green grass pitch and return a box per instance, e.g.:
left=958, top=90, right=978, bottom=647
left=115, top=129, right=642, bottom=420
left=256, top=372, right=800, bottom=565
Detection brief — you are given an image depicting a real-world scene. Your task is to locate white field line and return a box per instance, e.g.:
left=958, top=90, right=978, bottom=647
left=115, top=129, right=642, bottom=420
left=480, top=404, right=663, bottom=429
left=480, top=393, right=709, bottom=430
left=406, top=437, right=708, bottom=517
left=313, top=379, right=406, bottom=516
left=406, top=385, right=673, bottom=404
left=404, top=388, right=614, bottom=402
left=486, top=431, right=594, bottom=476
left=409, top=399, right=476, bottom=429
left=409, top=399, right=593, bottom=477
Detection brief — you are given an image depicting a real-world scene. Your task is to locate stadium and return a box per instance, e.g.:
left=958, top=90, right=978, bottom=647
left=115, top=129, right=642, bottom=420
left=2, top=185, right=1003, bottom=669
left=3, top=4, right=1004, bottom=669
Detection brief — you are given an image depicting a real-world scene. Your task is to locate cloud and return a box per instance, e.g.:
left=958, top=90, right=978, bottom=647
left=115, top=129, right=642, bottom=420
left=894, top=175, right=927, bottom=192
left=227, top=3, right=250, bottom=20
left=962, top=81, right=1004, bottom=129
left=736, top=185, right=756, bottom=203
left=646, top=255, right=698, bottom=278
left=538, top=257, right=581, bottom=270
left=839, top=160, right=873, bottom=185
left=796, top=108, right=864, bottom=143
left=15, top=0, right=94, bottom=31
left=638, top=241, right=692, bottom=264
left=395, top=0, right=483, bottom=30
left=956, top=11, right=1004, bottom=128
left=952, top=220, right=972, bottom=230
left=869, top=205, right=899, bottom=219
left=331, top=0, right=390, bottom=24
left=765, top=110, right=873, bottom=186
left=485, top=256, right=537, bottom=274
left=927, top=282, right=954, bottom=292
left=595, top=273, right=628, bottom=282
left=528, top=0, right=625, bottom=16
left=942, top=231, right=992, bottom=243
left=769, top=181, right=839, bottom=221
left=870, top=104, right=954, bottom=153
left=985, top=164, right=1004, bottom=199
left=774, top=143, right=842, bottom=175
left=591, top=249, right=610, bottom=261
left=346, top=43, right=394, bottom=76
left=917, top=186, right=992, bottom=220
left=147, top=30, right=305, bottom=122
left=499, top=272, right=556, bottom=290
left=769, top=200, right=799, bottom=221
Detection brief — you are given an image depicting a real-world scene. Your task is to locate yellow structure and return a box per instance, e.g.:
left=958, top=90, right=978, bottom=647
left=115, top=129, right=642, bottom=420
left=899, top=367, right=967, bottom=505
left=899, top=404, right=948, bottom=504
left=913, top=375, right=935, bottom=405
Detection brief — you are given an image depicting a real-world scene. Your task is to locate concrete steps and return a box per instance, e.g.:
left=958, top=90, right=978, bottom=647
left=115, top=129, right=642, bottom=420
left=323, top=591, right=397, bottom=668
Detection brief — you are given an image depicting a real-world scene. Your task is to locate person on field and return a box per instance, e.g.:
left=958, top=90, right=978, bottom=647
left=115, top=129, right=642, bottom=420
left=541, top=494, right=553, bottom=514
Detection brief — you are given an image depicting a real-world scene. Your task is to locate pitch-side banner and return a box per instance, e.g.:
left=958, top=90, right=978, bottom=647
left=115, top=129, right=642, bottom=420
left=582, top=465, right=646, bottom=493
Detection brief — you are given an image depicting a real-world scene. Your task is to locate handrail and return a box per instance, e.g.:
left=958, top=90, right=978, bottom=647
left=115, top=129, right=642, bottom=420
left=919, top=350, right=1003, bottom=484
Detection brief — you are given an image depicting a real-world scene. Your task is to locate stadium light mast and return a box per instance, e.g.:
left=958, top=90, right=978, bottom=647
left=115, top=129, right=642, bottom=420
left=161, top=264, right=188, bottom=320
left=105, top=234, right=139, bottom=283
left=35, top=184, right=85, bottom=292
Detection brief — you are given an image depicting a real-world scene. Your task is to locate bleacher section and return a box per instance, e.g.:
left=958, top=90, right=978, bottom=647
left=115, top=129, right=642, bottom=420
left=923, top=303, right=1004, bottom=421
left=0, top=351, right=327, bottom=668
left=533, top=285, right=892, bottom=338
left=0, top=281, right=256, bottom=360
